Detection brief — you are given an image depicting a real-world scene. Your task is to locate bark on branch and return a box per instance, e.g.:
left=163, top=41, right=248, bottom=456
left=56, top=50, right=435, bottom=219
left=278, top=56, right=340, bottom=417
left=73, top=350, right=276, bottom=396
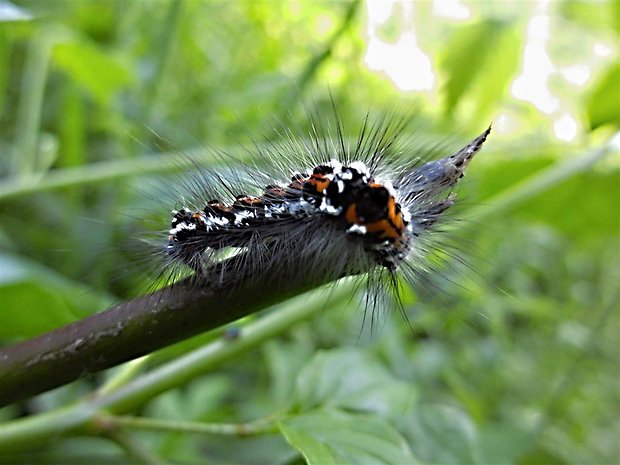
left=0, top=256, right=328, bottom=407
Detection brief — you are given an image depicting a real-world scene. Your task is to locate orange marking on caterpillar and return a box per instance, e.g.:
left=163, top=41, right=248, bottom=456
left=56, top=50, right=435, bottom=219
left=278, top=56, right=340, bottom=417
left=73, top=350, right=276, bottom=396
left=236, top=196, right=263, bottom=206
left=307, top=173, right=330, bottom=193
left=345, top=202, right=358, bottom=225
left=345, top=193, right=406, bottom=241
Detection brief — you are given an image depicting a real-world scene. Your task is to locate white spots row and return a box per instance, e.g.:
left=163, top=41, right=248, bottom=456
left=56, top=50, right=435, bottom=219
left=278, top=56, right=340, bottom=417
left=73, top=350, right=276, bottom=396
left=169, top=159, right=410, bottom=246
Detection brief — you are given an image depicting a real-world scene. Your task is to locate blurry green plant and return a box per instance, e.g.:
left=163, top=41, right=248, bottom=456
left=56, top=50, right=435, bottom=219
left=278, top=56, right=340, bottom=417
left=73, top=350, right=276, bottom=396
left=0, top=1, right=618, bottom=464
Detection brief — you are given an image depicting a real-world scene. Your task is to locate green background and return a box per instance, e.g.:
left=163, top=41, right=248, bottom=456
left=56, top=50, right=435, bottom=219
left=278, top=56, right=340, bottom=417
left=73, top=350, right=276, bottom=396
left=0, top=1, right=618, bottom=464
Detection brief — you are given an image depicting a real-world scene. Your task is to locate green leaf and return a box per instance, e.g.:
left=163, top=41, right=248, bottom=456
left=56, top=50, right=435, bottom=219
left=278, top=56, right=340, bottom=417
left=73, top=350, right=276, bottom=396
left=279, top=410, right=421, bottom=465
left=400, top=403, right=481, bottom=464
left=586, top=61, right=620, bottom=130
left=558, top=0, right=620, bottom=36
left=145, top=375, right=231, bottom=421
left=294, top=348, right=416, bottom=419
left=0, top=254, right=107, bottom=339
left=52, top=40, right=133, bottom=104
left=439, top=19, right=522, bottom=119
left=519, top=446, right=569, bottom=465
left=469, top=25, right=522, bottom=121
left=478, top=423, right=533, bottom=465
left=264, top=338, right=314, bottom=407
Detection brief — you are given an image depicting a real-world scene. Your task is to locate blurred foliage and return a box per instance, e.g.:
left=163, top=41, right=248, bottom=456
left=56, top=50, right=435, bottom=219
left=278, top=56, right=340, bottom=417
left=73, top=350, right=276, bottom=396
left=0, top=0, right=618, bottom=464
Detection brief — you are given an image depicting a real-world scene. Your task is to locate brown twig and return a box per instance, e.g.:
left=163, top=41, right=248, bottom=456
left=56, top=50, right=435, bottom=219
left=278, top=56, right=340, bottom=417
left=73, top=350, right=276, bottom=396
left=0, top=255, right=328, bottom=407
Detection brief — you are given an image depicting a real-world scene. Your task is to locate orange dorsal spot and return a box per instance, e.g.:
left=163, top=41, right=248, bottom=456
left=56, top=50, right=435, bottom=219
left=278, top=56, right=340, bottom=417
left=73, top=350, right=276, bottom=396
left=307, top=174, right=330, bottom=193
left=205, top=202, right=234, bottom=214
left=386, top=197, right=405, bottom=233
left=365, top=219, right=399, bottom=239
left=265, top=186, right=287, bottom=198
left=345, top=203, right=358, bottom=224
left=237, top=196, right=262, bottom=206
left=345, top=196, right=405, bottom=241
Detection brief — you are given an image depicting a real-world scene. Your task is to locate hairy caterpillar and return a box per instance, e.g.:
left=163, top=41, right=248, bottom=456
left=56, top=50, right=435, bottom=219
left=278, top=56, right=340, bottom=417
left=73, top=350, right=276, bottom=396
left=149, top=111, right=491, bottom=320
left=0, top=109, right=491, bottom=407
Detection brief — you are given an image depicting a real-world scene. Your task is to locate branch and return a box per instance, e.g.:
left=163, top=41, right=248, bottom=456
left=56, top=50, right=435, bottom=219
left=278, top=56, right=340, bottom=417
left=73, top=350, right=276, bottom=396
left=99, top=414, right=278, bottom=437
left=0, top=286, right=346, bottom=452
left=0, top=254, right=332, bottom=407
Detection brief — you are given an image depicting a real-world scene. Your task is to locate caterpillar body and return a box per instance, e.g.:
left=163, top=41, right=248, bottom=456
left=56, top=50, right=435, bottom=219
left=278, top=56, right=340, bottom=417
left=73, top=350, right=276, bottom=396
left=157, top=113, right=491, bottom=315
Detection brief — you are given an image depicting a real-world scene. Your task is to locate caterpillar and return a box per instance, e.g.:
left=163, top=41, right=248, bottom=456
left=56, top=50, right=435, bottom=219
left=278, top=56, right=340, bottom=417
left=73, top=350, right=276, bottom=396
left=150, top=110, right=491, bottom=320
